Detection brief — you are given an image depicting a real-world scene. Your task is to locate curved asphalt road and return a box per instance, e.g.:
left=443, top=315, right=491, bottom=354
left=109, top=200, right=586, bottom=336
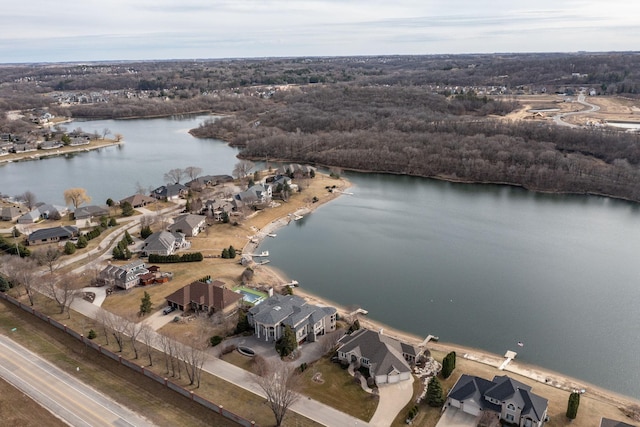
left=553, top=93, right=600, bottom=127
left=0, top=334, right=156, bottom=427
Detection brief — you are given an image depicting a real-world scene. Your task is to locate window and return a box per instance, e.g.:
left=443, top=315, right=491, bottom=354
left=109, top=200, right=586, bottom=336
left=507, top=403, right=515, bottom=410
left=506, top=414, right=514, bottom=422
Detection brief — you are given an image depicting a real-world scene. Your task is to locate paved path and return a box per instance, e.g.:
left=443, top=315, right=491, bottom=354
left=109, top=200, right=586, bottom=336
left=70, top=297, right=368, bottom=426
left=552, top=93, right=601, bottom=128
left=0, top=334, right=156, bottom=427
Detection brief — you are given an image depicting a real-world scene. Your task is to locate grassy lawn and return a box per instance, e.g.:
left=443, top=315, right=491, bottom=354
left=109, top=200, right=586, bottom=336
left=222, top=349, right=379, bottom=423
left=1, top=298, right=322, bottom=427
left=299, top=356, right=378, bottom=422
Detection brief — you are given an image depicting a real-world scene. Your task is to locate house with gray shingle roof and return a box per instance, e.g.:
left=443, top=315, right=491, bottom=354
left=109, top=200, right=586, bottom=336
left=27, top=226, right=79, bottom=246
left=140, top=231, right=190, bottom=256
left=168, top=214, right=206, bottom=237
left=119, top=194, right=156, bottom=208
left=97, top=260, right=147, bottom=290
left=73, top=205, right=110, bottom=220
left=247, top=294, right=337, bottom=344
left=1, top=206, right=23, bottom=221
left=150, top=183, right=187, bottom=201
left=600, top=418, right=635, bottom=427
left=336, top=328, right=421, bottom=384
left=445, top=374, right=548, bottom=426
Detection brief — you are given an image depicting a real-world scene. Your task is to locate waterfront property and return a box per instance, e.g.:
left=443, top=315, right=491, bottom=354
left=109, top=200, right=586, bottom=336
left=27, top=225, right=79, bottom=246
left=0, top=206, right=23, bottom=221
left=336, top=328, right=421, bottom=385
left=165, top=280, right=243, bottom=315
left=140, top=231, right=190, bottom=256
left=168, top=214, right=206, bottom=237
left=17, top=203, right=68, bottom=224
left=97, top=260, right=147, bottom=290
left=445, top=374, right=548, bottom=426
left=151, top=183, right=187, bottom=201
left=119, top=194, right=156, bottom=209
left=73, top=205, right=110, bottom=220
left=247, top=294, right=337, bottom=343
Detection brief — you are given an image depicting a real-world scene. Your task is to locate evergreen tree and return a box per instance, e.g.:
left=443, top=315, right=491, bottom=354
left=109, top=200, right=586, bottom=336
left=140, top=225, right=153, bottom=239
left=109, top=217, right=117, bottom=227
left=228, top=245, right=236, bottom=258
left=106, top=198, right=114, bottom=207
left=140, top=291, right=152, bottom=316
left=566, top=392, right=580, bottom=419
left=121, top=201, right=134, bottom=217
left=64, top=241, right=76, bottom=255
left=276, top=325, right=298, bottom=357
left=112, top=245, right=123, bottom=259
left=441, top=351, right=457, bottom=379
left=427, top=376, right=445, bottom=407
left=124, top=230, right=134, bottom=245
left=221, top=247, right=229, bottom=258
left=76, top=235, right=88, bottom=248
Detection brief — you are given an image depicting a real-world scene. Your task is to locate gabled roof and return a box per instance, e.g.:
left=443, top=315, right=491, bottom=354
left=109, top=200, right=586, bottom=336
left=1, top=206, right=22, bottom=220
left=28, top=225, right=78, bottom=241
left=142, top=231, right=184, bottom=253
left=337, top=328, right=419, bottom=378
left=165, top=280, right=242, bottom=311
left=120, top=194, right=156, bottom=207
left=74, top=205, right=109, bottom=219
left=249, top=294, right=336, bottom=327
left=600, top=418, right=635, bottom=427
left=447, top=374, right=548, bottom=423
left=169, top=214, right=206, bottom=232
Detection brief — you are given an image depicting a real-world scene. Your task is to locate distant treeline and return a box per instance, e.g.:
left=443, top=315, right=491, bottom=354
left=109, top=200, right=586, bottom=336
left=193, top=85, right=640, bottom=202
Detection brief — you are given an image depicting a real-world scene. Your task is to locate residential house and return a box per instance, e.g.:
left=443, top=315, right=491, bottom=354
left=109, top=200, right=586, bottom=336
left=203, top=199, right=235, bottom=221
left=186, top=174, right=234, bottom=190
left=119, top=194, right=156, bottom=209
left=336, top=328, right=421, bottom=384
left=18, top=203, right=69, bottom=223
left=235, top=184, right=272, bottom=206
left=445, top=374, right=549, bottom=426
left=150, top=183, right=187, bottom=201
left=27, top=226, right=79, bottom=246
left=165, top=280, right=243, bottom=315
left=600, top=418, right=635, bottom=427
left=247, top=294, right=337, bottom=344
left=140, top=231, right=190, bottom=256
left=276, top=163, right=316, bottom=177
left=1, top=207, right=23, bottom=221
left=97, top=260, right=148, bottom=290
left=168, top=214, right=206, bottom=237
left=73, top=205, right=110, bottom=220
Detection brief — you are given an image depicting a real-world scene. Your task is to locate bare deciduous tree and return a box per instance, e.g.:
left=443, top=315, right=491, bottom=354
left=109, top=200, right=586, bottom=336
left=254, top=358, right=301, bottom=426
left=164, top=168, right=185, bottom=184
left=126, top=317, right=143, bottom=359
left=1, top=256, right=38, bottom=306
left=33, top=246, right=62, bottom=275
left=184, top=166, right=203, bottom=181
left=64, top=187, right=92, bottom=209
left=140, top=323, right=156, bottom=366
left=46, top=271, right=83, bottom=316
left=21, top=190, right=37, bottom=210
left=233, top=160, right=254, bottom=180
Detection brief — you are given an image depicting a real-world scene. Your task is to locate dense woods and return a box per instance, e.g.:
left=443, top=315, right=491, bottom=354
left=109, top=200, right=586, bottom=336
left=194, top=84, right=640, bottom=202
left=3, top=53, right=640, bottom=201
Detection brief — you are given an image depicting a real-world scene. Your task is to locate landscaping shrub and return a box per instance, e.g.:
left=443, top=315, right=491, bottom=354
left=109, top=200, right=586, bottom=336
left=210, top=335, right=223, bottom=347
left=148, top=252, right=203, bottom=263
left=87, top=329, right=97, bottom=340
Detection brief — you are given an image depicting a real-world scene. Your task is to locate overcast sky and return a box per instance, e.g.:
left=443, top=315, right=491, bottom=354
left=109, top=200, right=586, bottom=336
left=2, top=0, right=639, bottom=63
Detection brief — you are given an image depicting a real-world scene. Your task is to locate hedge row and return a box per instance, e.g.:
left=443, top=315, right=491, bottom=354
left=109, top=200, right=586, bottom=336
left=148, top=252, right=203, bottom=263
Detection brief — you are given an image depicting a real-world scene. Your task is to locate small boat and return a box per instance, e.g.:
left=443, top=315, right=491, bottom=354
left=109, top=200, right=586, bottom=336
left=517, top=341, right=524, bottom=347
left=267, top=233, right=277, bottom=238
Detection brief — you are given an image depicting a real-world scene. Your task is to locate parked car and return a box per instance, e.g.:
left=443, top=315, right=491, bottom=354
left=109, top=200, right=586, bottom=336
left=163, top=306, right=176, bottom=315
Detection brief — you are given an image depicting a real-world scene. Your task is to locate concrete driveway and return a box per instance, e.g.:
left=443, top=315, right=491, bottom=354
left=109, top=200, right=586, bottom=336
left=369, top=376, right=414, bottom=427
left=435, top=406, right=480, bottom=427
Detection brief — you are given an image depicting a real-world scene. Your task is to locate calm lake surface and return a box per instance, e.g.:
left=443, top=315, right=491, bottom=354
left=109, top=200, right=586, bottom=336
left=1, top=116, right=639, bottom=398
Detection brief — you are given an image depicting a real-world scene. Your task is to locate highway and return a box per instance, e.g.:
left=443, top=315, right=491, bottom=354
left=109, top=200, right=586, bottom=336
left=0, top=334, right=156, bottom=427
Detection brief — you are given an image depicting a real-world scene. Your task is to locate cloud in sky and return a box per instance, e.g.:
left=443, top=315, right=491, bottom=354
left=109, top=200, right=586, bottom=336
left=1, top=0, right=639, bottom=63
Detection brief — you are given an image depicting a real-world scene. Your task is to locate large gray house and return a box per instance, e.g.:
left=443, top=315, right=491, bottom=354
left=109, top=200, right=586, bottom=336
left=445, top=374, right=549, bottom=426
left=336, top=328, right=421, bottom=385
left=247, top=294, right=337, bottom=344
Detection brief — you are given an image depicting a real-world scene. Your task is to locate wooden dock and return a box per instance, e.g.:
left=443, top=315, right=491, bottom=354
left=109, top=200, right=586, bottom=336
left=499, top=350, right=518, bottom=370
left=420, top=334, right=440, bottom=347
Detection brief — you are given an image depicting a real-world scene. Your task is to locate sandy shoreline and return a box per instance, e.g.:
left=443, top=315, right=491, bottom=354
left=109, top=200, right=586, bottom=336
left=240, top=176, right=640, bottom=420
left=0, top=139, right=122, bottom=164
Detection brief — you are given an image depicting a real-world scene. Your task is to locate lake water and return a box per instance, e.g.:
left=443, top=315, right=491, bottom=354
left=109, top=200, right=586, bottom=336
left=0, top=115, right=239, bottom=205
left=1, top=116, right=638, bottom=399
